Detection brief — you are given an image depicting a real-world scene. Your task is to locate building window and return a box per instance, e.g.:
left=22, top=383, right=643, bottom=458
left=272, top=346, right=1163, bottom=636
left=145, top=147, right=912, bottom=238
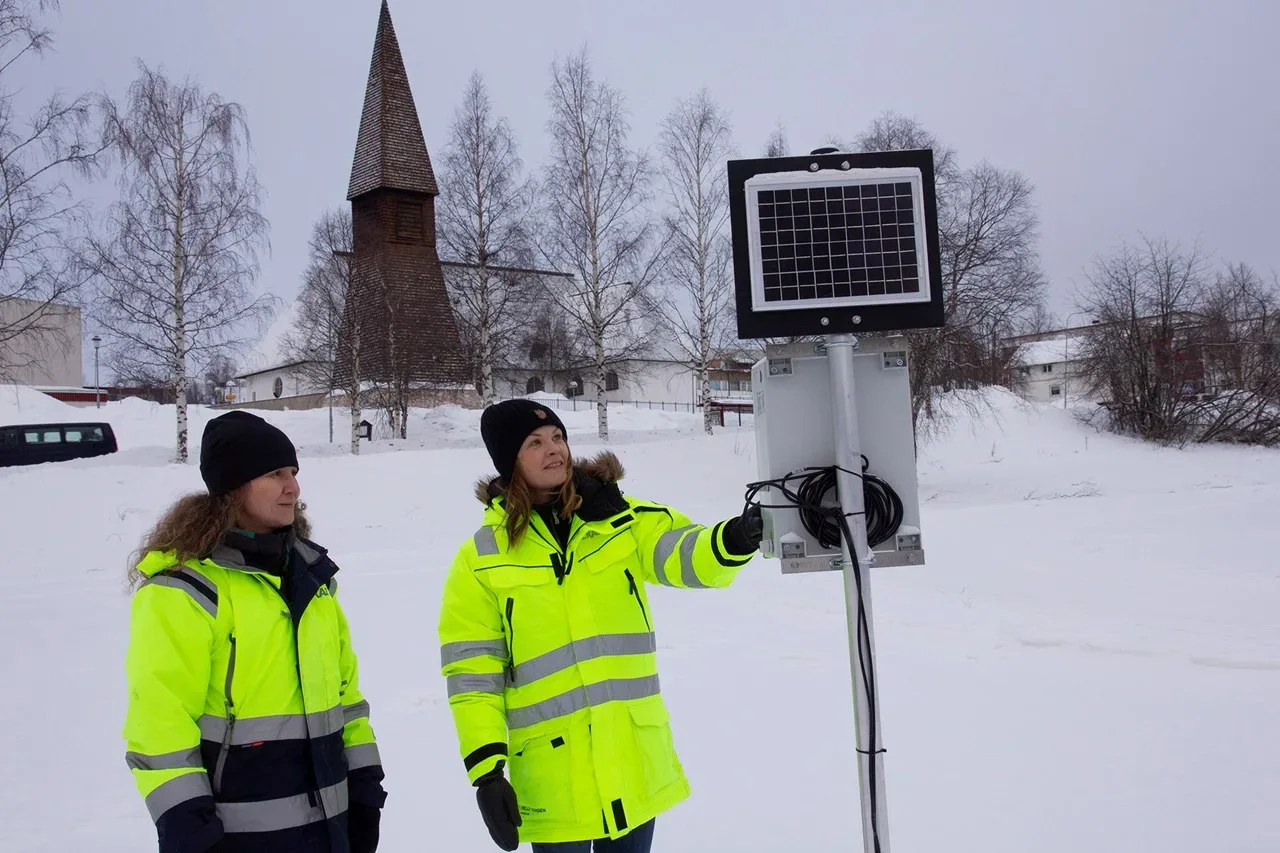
left=1050, top=384, right=1061, bottom=396
left=526, top=376, right=545, bottom=394
left=605, top=371, right=619, bottom=392
left=273, top=377, right=284, bottom=398
left=1041, top=364, right=1053, bottom=373
left=395, top=200, right=424, bottom=241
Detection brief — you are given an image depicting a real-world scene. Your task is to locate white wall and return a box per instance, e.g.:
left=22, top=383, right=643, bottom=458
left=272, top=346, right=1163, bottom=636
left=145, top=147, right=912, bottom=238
left=231, top=364, right=325, bottom=404
left=1014, top=362, right=1091, bottom=404
left=0, top=297, right=82, bottom=387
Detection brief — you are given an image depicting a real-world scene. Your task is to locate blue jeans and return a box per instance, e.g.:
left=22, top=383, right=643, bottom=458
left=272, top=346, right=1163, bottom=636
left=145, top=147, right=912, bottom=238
left=530, top=819, right=656, bottom=853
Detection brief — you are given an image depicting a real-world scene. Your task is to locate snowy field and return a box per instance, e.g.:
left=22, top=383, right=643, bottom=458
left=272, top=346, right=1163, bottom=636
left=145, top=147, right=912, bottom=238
left=1, top=384, right=1278, bottom=852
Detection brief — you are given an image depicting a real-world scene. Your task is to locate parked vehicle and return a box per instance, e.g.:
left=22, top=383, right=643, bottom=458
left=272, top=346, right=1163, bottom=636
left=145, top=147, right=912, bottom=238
left=0, top=422, right=118, bottom=467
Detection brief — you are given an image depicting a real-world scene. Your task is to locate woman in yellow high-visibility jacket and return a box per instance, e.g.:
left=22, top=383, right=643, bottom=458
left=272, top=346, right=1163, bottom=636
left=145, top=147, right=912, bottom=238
left=438, top=400, right=762, bottom=852
left=123, top=411, right=387, bottom=853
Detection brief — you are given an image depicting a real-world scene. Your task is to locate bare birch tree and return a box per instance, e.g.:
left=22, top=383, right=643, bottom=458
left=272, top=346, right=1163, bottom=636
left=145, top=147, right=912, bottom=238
left=763, top=122, right=789, bottom=158
left=1077, top=240, right=1280, bottom=446
left=539, top=48, right=663, bottom=440
left=0, top=0, right=103, bottom=382
left=437, top=71, right=534, bottom=405
left=657, top=88, right=735, bottom=435
left=280, top=208, right=352, bottom=445
left=83, top=63, right=273, bottom=463
left=848, top=112, right=1047, bottom=437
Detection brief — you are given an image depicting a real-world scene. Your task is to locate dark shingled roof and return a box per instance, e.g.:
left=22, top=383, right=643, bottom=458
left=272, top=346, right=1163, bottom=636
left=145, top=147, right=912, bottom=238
left=347, top=0, right=438, bottom=200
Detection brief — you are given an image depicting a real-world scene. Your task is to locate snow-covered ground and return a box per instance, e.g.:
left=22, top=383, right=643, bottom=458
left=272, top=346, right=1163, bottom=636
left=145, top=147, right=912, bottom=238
left=2, top=385, right=1277, bottom=851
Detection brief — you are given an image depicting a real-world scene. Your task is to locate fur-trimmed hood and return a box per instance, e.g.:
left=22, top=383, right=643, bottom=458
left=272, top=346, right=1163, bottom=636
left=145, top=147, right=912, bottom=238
left=474, top=450, right=625, bottom=505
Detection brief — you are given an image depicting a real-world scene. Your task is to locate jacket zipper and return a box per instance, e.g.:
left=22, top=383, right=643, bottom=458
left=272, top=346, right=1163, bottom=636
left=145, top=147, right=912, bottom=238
left=624, top=569, right=650, bottom=630
left=505, top=597, right=516, bottom=683
left=213, top=633, right=237, bottom=793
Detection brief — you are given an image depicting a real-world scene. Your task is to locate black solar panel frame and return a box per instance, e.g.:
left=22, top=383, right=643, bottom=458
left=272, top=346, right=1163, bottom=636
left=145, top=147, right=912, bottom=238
left=728, top=149, right=945, bottom=339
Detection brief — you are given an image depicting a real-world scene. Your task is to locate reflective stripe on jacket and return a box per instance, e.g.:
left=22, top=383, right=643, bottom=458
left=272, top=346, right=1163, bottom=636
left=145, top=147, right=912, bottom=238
left=438, top=451, right=752, bottom=844
left=124, top=532, right=385, bottom=853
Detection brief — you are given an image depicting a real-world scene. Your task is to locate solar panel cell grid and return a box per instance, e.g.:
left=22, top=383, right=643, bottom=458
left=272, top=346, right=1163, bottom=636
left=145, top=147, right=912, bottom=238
left=757, top=181, right=921, bottom=303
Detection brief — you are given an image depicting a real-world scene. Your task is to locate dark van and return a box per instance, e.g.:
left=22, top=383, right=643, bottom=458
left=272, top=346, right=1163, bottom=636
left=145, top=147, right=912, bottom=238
left=0, top=422, right=118, bottom=468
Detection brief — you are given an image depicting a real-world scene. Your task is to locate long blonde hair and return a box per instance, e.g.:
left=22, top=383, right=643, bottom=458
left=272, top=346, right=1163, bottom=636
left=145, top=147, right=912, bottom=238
left=128, top=489, right=310, bottom=587
left=501, top=465, right=582, bottom=548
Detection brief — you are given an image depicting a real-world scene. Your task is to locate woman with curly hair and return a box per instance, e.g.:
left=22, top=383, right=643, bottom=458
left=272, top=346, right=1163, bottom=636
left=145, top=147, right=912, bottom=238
left=122, top=411, right=386, bottom=853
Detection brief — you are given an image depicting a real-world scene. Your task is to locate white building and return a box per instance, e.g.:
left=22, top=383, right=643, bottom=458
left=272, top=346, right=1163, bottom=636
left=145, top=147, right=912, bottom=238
left=228, top=360, right=328, bottom=406
left=0, top=297, right=83, bottom=388
left=1011, top=334, right=1089, bottom=403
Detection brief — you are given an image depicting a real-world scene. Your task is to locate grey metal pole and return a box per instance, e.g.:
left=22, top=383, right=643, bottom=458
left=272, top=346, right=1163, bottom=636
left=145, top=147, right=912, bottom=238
left=824, top=332, right=890, bottom=853
left=92, top=336, right=101, bottom=408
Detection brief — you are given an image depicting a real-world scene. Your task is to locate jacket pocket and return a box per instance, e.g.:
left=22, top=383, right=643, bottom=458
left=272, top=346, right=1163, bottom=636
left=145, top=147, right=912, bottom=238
left=508, top=730, right=577, bottom=825
left=624, top=569, right=650, bottom=630
left=626, top=697, right=681, bottom=798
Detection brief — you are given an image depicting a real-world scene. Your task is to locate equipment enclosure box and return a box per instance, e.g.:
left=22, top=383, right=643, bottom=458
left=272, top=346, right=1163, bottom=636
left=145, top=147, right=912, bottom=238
left=753, top=338, right=925, bottom=573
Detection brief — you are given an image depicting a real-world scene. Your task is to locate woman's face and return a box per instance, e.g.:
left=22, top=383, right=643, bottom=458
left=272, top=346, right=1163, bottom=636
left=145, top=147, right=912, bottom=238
left=238, top=467, right=301, bottom=533
left=515, top=425, right=570, bottom=495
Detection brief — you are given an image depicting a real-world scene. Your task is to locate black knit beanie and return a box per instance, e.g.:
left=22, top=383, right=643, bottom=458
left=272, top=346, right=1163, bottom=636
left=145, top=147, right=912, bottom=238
left=199, top=411, right=299, bottom=496
left=480, top=399, right=568, bottom=481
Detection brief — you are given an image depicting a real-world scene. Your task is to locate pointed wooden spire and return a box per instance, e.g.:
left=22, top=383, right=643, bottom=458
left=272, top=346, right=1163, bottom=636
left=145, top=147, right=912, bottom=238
left=347, top=0, right=438, bottom=200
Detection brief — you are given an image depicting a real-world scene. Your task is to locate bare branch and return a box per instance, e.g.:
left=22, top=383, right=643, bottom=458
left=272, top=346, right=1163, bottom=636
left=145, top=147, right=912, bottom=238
left=536, top=47, right=664, bottom=440
left=0, top=0, right=107, bottom=382
left=80, top=62, right=274, bottom=462
left=657, top=88, right=736, bottom=434
left=436, top=71, right=538, bottom=405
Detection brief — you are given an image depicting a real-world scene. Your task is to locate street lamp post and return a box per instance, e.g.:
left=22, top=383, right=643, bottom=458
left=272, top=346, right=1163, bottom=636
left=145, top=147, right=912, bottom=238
left=91, top=335, right=102, bottom=408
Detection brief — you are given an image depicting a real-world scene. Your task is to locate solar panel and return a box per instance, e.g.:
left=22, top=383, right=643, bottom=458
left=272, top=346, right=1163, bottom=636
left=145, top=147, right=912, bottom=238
left=747, top=169, right=930, bottom=311
left=728, top=150, right=944, bottom=338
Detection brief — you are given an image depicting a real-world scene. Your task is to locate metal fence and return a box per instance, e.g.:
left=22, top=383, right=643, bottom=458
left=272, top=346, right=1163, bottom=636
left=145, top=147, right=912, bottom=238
left=507, top=397, right=700, bottom=413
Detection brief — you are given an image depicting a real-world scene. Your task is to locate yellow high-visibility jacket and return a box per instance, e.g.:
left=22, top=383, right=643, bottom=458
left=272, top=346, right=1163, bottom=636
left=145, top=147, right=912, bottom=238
left=438, top=451, right=754, bottom=844
left=123, top=529, right=385, bottom=853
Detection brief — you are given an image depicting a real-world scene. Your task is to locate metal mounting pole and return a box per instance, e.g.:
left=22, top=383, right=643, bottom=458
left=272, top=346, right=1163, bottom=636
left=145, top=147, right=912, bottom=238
left=824, top=332, right=890, bottom=853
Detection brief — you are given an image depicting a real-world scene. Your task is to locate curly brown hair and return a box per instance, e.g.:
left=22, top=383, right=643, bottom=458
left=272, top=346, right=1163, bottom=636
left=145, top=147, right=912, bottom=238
left=502, top=464, right=582, bottom=548
left=127, top=488, right=310, bottom=587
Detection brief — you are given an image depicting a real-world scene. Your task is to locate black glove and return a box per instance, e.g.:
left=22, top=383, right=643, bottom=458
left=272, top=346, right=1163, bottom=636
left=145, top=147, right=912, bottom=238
left=475, top=767, right=521, bottom=851
left=722, top=504, right=763, bottom=555
left=348, top=802, right=381, bottom=853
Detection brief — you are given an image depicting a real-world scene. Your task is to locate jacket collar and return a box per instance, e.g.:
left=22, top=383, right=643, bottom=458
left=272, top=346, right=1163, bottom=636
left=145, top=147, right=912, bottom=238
left=208, top=528, right=337, bottom=625
left=476, top=450, right=630, bottom=527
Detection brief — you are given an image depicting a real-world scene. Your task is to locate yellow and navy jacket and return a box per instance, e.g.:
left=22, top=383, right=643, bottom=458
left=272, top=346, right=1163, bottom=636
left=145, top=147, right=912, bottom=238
left=438, top=451, right=754, bottom=844
left=123, top=529, right=385, bottom=853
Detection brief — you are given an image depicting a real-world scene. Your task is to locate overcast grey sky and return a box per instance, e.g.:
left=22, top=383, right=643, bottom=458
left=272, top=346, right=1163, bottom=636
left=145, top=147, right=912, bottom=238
left=22, top=0, right=1280, bottom=353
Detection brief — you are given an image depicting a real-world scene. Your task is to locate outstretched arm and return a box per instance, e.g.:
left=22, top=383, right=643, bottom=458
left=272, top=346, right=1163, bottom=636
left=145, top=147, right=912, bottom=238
left=630, top=500, right=761, bottom=589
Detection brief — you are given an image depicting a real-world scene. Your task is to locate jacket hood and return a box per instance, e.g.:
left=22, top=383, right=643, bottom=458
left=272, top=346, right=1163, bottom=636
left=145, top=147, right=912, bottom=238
left=474, top=449, right=625, bottom=505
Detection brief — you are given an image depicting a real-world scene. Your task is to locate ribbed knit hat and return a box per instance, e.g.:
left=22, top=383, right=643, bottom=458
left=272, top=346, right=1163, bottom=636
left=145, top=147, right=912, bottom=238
left=480, top=399, right=568, bottom=481
left=199, top=411, right=299, bottom=496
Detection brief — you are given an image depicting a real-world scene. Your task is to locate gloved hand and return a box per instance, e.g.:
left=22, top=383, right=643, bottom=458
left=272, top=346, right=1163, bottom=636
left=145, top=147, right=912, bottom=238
left=348, top=802, right=381, bottom=853
left=475, top=767, right=521, bottom=851
left=722, top=503, right=763, bottom=555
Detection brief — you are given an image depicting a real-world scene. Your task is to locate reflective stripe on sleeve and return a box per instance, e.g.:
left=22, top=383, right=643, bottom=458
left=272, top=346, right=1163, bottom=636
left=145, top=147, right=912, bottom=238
left=144, top=771, right=212, bottom=822
left=678, top=529, right=706, bottom=588
left=218, top=780, right=348, bottom=832
left=513, top=632, right=656, bottom=685
left=447, top=672, right=506, bottom=697
left=652, top=525, right=697, bottom=587
left=126, top=746, right=203, bottom=773
left=507, top=674, right=661, bottom=730
left=141, top=568, right=218, bottom=619
left=343, top=700, right=370, bottom=725
left=344, top=742, right=382, bottom=771
left=440, top=639, right=508, bottom=667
